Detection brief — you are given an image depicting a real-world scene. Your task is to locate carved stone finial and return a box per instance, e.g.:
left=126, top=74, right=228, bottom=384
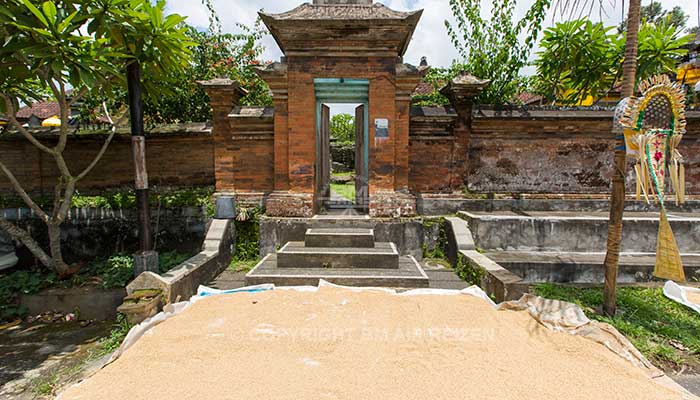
left=440, top=71, right=490, bottom=105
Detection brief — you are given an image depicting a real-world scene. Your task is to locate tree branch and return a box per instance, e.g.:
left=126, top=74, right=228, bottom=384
left=56, top=79, right=70, bottom=153
left=1, top=94, right=55, bottom=155
left=77, top=101, right=117, bottom=181
left=0, top=216, right=53, bottom=268
left=0, top=159, right=49, bottom=222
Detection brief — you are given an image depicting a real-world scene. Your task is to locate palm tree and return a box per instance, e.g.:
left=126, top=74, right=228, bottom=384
left=557, top=0, right=642, bottom=316
left=603, top=0, right=641, bottom=317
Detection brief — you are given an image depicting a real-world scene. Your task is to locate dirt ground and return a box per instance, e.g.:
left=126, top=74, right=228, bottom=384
left=0, top=319, right=112, bottom=399
left=60, top=287, right=695, bottom=400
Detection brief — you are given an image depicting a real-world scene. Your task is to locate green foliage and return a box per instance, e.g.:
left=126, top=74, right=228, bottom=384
left=0, top=0, right=121, bottom=107
left=422, top=217, right=447, bottom=260
left=534, top=284, right=700, bottom=367
left=411, top=67, right=452, bottom=106
left=534, top=19, right=691, bottom=105
left=98, top=313, right=132, bottom=355
left=445, top=0, right=551, bottom=105
left=234, top=208, right=261, bottom=262
left=0, top=251, right=191, bottom=322
left=0, top=269, right=56, bottom=321
left=454, top=253, right=484, bottom=286
left=641, top=1, right=688, bottom=29
left=80, top=15, right=271, bottom=123
left=330, top=113, right=355, bottom=143
left=0, top=187, right=214, bottom=210
left=534, top=20, right=621, bottom=104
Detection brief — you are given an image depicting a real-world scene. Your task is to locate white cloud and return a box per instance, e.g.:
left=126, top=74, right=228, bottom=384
left=166, top=0, right=700, bottom=72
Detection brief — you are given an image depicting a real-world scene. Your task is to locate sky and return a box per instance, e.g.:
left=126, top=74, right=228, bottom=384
left=164, top=0, right=700, bottom=115
left=166, top=0, right=700, bottom=68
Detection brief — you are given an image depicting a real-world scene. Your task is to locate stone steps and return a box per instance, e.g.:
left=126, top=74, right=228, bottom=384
left=277, top=241, right=398, bottom=269
left=305, top=228, right=375, bottom=248
left=246, top=254, right=429, bottom=288
left=246, top=220, right=429, bottom=288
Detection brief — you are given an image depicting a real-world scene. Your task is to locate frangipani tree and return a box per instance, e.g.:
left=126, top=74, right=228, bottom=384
left=0, top=0, right=192, bottom=277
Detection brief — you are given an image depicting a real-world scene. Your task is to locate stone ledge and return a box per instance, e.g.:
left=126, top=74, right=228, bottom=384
left=369, top=191, right=416, bottom=218
left=459, top=250, right=528, bottom=303
left=127, top=219, right=235, bottom=304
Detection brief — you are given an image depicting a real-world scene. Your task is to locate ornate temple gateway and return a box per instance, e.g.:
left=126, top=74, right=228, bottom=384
left=200, top=0, right=487, bottom=218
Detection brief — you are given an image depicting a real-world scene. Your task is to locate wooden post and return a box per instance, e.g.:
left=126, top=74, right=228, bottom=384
left=127, top=61, right=153, bottom=253
left=603, top=0, right=641, bottom=317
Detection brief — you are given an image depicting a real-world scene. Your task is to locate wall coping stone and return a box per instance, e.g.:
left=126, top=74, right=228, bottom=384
left=126, top=219, right=235, bottom=304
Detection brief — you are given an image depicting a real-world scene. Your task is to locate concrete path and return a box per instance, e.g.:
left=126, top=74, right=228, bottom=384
left=208, top=260, right=467, bottom=291
left=0, top=319, right=112, bottom=399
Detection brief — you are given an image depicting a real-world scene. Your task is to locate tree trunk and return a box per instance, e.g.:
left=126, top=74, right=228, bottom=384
left=47, top=222, right=72, bottom=277
left=603, top=0, right=641, bottom=317
left=0, top=217, right=53, bottom=268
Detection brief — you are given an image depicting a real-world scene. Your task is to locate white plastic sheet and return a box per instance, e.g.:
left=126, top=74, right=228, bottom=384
left=664, top=281, right=700, bottom=315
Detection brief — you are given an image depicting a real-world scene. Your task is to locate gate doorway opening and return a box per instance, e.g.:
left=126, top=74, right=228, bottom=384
left=315, top=79, right=369, bottom=214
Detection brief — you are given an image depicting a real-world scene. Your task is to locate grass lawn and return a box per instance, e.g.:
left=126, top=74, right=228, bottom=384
left=534, top=284, right=700, bottom=371
left=229, top=259, right=258, bottom=273
left=330, top=183, right=355, bottom=202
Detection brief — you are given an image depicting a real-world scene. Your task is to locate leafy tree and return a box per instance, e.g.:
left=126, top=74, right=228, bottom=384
left=445, top=0, right=551, bottom=104
left=411, top=67, right=452, bottom=106
left=534, top=20, right=620, bottom=104
left=533, top=19, right=690, bottom=104
left=80, top=18, right=271, bottom=124
left=0, top=0, right=192, bottom=277
left=641, top=1, right=687, bottom=29
left=330, top=114, right=355, bottom=143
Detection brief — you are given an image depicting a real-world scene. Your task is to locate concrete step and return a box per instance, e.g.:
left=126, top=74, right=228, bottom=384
left=308, top=214, right=375, bottom=229
left=486, top=251, right=700, bottom=284
left=460, top=211, right=700, bottom=253
left=277, top=242, right=399, bottom=269
left=246, top=254, right=429, bottom=288
left=305, top=228, right=375, bottom=248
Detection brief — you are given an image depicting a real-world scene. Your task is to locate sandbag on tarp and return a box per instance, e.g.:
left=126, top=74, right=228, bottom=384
left=664, top=281, right=700, bottom=315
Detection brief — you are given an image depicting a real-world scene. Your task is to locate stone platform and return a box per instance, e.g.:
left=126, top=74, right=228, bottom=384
left=246, top=254, right=428, bottom=288
left=246, top=217, right=429, bottom=288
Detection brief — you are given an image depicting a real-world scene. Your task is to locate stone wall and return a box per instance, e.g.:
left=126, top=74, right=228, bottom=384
left=0, top=126, right=214, bottom=195
left=330, top=142, right=355, bottom=172
left=1, top=207, right=210, bottom=267
left=408, top=107, right=700, bottom=195
left=3, top=108, right=700, bottom=203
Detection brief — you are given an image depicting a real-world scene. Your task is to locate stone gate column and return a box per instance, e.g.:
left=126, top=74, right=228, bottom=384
left=198, top=79, right=246, bottom=193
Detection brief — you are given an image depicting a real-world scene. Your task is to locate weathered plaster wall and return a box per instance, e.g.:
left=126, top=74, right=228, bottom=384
left=408, top=107, right=700, bottom=195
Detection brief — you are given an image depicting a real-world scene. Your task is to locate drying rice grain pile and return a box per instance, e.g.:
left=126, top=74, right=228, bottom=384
left=61, top=287, right=691, bottom=400
left=688, top=291, right=700, bottom=305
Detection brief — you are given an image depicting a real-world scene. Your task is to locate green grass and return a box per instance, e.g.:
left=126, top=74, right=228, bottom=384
left=534, top=284, right=700, bottom=369
left=332, top=171, right=353, bottom=178
left=330, top=183, right=355, bottom=202
left=229, top=259, right=258, bottom=273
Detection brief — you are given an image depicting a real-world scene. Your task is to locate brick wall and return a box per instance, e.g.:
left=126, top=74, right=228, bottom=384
left=408, top=107, right=700, bottom=195
left=0, top=128, right=214, bottom=195
left=4, top=108, right=700, bottom=199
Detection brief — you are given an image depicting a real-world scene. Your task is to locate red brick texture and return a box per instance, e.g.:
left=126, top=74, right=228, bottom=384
left=0, top=132, right=214, bottom=194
